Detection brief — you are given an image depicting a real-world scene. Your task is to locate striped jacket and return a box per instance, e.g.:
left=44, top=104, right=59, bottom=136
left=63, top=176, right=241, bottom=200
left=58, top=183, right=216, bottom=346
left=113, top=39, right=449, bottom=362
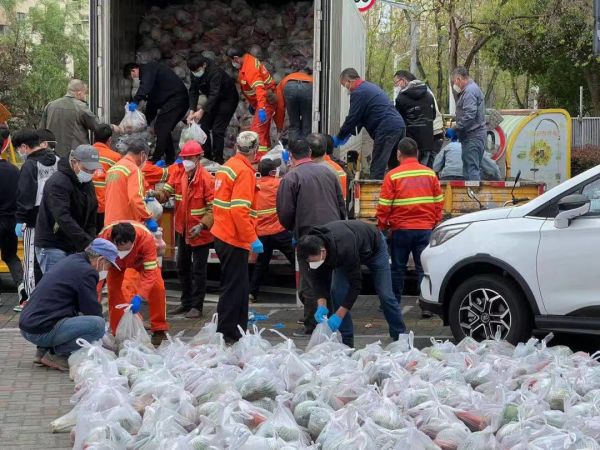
left=92, top=142, right=121, bottom=214
left=141, top=161, right=169, bottom=190
left=211, top=153, right=258, bottom=250
left=376, top=158, right=443, bottom=230
left=255, top=176, right=285, bottom=237
left=324, top=155, right=348, bottom=201
left=239, top=53, right=276, bottom=111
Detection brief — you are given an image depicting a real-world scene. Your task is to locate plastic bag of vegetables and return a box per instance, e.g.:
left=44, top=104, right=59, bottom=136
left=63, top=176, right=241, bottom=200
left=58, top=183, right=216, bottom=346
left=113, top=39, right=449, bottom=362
left=317, top=407, right=376, bottom=450
left=255, top=398, right=310, bottom=444
left=179, top=122, right=207, bottom=148
left=114, top=303, right=153, bottom=350
left=457, top=427, right=500, bottom=450
left=119, top=104, right=147, bottom=134
left=190, top=313, right=225, bottom=346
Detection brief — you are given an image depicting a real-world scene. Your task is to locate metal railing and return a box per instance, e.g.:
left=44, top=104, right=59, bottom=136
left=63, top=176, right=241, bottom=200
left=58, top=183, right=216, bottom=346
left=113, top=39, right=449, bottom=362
left=572, top=118, right=600, bottom=147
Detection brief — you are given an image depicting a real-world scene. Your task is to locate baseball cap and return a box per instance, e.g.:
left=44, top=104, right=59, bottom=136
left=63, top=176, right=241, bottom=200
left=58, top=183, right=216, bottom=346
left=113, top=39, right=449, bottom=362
left=88, top=238, right=120, bottom=269
left=236, top=131, right=259, bottom=154
left=71, top=144, right=102, bottom=170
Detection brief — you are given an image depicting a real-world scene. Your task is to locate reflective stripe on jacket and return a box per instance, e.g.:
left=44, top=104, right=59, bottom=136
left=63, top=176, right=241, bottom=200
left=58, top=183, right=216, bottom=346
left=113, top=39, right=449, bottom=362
left=324, top=155, right=348, bottom=201
left=142, top=161, right=169, bottom=191
left=239, top=54, right=276, bottom=110
left=255, top=176, right=285, bottom=237
left=92, top=142, right=121, bottom=214
left=376, top=158, right=443, bottom=230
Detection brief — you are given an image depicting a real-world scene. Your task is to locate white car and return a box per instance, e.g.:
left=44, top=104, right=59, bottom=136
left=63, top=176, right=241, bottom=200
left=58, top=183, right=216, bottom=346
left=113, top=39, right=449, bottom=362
left=420, top=165, right=600, bottom=344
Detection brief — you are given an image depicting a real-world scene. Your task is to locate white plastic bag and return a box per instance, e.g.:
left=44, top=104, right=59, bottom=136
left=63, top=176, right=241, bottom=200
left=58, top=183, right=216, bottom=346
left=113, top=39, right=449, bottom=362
left=114, top=304, right=152, bottom=349
left=306, top=322, right=342, bottom=352
left=119, top=104, right=147, bottom=134
left=179, top=122, right=207, bottom=148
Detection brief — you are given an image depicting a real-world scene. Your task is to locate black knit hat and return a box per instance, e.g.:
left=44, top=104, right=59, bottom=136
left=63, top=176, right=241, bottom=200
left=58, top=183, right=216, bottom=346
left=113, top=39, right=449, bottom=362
left=258, top=158, right=281, bottom=176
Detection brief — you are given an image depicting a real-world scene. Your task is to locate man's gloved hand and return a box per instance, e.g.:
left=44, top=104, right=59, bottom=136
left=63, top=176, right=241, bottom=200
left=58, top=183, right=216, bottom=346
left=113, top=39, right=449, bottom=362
left=332, top=135, right=350, bottom=148
left=14, top=223, right=23, bottom=238
left=128, top=102, right=138, bottom=112
left=258, top=108, right=267, bottom=124
left=281, top=149, right=290, bottom=165
left=445, top=128, right=458, bottom=141
left=327, top=314, right=342, bottom=332
left=248, top=105, right=255, bottom=115
left=175, top=158, right=183, bottom=165
left=251, top=239, right=264, bottom=254
left=130, top=295, right=142, bottom=314
left=154, top=160, right=167, bottom=168
left=291, top=237, right=297, bottom=247
left=314, top=305, right=329, bottom=324
left=145, top=218, right=158, bottom=233
left=189, top=224, right=204, bottom=238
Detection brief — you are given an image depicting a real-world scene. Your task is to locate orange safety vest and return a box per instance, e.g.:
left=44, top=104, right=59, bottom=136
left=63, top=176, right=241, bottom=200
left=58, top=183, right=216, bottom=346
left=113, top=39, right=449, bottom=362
left=142, top=161, right=169, bottom=191
left=104, top=154, right=152, bottom=225
left=164, top=165, right=214, bottom=247
left=274, top=72, right=313, bottom=131
left=324, top=155, right=348, bottom=201
left=92, top=142, right=122, bottom=214
left=239, top=53, right=276, bottom=111
left=211, top=153, right=257, bottom=250
left=255, top=176, right=285, bottom=237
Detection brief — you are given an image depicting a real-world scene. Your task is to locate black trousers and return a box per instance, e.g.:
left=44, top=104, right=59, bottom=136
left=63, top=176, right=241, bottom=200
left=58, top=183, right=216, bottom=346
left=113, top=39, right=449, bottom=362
left=176, top=233, right=210, bottom=312
left=214, top=238, right=249, bottom=342
left=151, top=95, right=189, bottom=164
left=201, top=95, right=239, bottom=164
left=372, top=129, right=404, bottom=179
left=0, top=216, right=23, bottom=287
left=96, top=213, right=105, bottom=232
left=249, top=231, right=295, bottom=297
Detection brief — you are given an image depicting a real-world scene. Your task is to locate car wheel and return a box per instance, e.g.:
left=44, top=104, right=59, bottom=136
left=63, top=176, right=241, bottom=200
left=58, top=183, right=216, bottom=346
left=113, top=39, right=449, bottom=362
left=448, top=274, right=532, bottom=344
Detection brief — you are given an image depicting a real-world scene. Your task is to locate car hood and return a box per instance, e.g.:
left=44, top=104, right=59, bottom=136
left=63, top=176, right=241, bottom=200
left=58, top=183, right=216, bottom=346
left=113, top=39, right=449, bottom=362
left=442, top=207, right=513, bottom=226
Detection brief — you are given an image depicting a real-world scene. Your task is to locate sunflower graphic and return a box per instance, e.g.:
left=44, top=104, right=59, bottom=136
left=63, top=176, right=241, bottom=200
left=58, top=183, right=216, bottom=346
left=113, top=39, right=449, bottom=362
left=529, top=141, right=552, bottom=167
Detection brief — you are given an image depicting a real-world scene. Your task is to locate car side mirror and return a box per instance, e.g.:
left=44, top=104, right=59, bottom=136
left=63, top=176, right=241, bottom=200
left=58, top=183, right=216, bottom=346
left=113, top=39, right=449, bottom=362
left=554, top=194, right=590, bottom=229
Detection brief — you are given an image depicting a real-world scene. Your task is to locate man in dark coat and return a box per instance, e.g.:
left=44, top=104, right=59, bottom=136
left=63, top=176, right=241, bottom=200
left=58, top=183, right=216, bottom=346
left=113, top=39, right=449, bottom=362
left=186, top=55, right=239, bottom=164
left=124, top=62, right=189, bottom=164
left=35, top=145, right=100, bottom=274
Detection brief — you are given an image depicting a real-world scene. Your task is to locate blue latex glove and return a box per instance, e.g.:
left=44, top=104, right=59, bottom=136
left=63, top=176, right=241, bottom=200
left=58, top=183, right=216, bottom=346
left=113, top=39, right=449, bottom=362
left=332, top=135, right=350, bottom=148
left=281, top=149, right=290, bottom=164
left=291, top=237, right=297, bottom=247
left=145, top=218, right=158, bottom=233
left=258, top=108, right=267, bottom=124
left=130, top=295, right=142, bottom=314
left=14, top=223, right=23, bottom=238
left=327, top=314, right=343, bottom=332
left=251, top=239, right=264, bottom=254
left=248, top=105, right=255, bottom=115
left=314, top=305, right=329, bottom=324
left=175, top=158, right=183, bottom=164
left=155, top=160, right=167, bottom=168
left=128, top=102, right=138, bottom=112
left=445, top=128, right=458, bottom=142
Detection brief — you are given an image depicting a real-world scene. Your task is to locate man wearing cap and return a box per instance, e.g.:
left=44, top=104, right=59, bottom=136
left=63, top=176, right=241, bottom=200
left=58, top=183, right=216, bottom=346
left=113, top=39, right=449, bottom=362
left=35, top=145, right=100, bottom=274
left=19, top=238, right=117, bottom=371
left=211, top=131, right=263, bottom=343
left=153, top=141, right=214, bottom=319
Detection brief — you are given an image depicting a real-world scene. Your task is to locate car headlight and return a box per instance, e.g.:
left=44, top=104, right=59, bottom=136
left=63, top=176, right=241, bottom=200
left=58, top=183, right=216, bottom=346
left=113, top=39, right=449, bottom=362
left=430, top=223, right=470, bottom=247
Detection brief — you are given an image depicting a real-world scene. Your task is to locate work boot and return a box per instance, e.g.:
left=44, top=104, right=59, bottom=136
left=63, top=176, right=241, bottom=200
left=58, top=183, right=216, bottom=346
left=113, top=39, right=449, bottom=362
left=185, top=308, right=202, bottom=319
left=41, top=353, right=69, bottom=372
left=170, top=305, right=189, bottom=316
left=292, top=327, right=313, bottom=337
left=33, top=348, right=47, bottom=366
left=151, top=330, right=168, bottom=346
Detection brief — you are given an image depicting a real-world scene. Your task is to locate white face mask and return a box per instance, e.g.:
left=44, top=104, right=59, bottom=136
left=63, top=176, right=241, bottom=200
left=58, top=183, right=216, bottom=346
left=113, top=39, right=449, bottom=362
left=232, top=61, right=241, bottom=69
left=98, top=270, right=108, bottom=280
left=77, top=170, right=93, bottom=183
left=192, top=69, right=204, bottom=78
left=452, top=83, right=462, bottom=94
left=118, top=248, right=132, bottom=259
left=309, top=259, right=325, bottom=270
left=183, top=159, right=196, bottom=172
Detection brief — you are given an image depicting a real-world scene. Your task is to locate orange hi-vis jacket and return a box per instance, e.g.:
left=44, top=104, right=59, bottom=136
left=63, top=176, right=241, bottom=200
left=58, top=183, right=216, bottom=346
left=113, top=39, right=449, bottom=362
left=239, top=53, right=276, bottom=111
left=324, top=155, right=348, bottom=201
left=104, top=154, right=152, bottom=225
left=211, top=153, right=257, bottom=250
left=142, top=161, right=169, bottom=190
left=163, top=165, right=215, bottom=247
left=274, top=72, right=313, bottom=131
left=376, top=158, right=444, bottom=231
left=92, top=142, right=122, bottom=214
left=255, top=176, right=285, bottom=237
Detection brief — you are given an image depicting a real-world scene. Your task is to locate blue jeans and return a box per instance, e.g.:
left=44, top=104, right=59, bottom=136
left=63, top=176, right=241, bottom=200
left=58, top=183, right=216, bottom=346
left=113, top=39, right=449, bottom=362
left=391, top=230, right=432, bottom=304
left=461, top=134, right=486, bottom=180
left=35, top=247, right=68, bottom=274
left=21, top=316, right=105, bottom=356
left=331, top=234, right=406, bottom=346
left=284, top=80, right=313, bottom=143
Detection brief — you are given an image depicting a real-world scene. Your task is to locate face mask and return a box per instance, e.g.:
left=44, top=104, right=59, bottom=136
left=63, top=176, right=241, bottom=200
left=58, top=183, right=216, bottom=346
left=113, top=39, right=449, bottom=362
left=182, top=159, right=196, bottom=172
left=452, top=83, right=462, bottom=94
left=98, top=270, right=108, bottom=280
left=232, top=61, right=241, bottom=69
left=118, top=249, right=132, bottom=258
left=192, top=69, right=204, bottom=78
left=77, top=170, right=93, bottom=183
left=309, top=259, right=325, bottom=270
left=18, top=150, right=27, bottom=161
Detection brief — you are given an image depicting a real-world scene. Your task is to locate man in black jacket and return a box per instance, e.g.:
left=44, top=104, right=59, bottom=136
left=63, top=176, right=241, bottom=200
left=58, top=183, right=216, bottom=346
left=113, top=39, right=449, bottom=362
left=393, top=70, right=436, bottom=168
left=186, top=55, right=239, bottom=164
left=35, top=145, right=101, bottom=274
left=13, top=129, right=59, bottom=310
left=277, top=139, right=346, bottom=335
left=297, top=220, right=406, bottom=348
left=124, top=62, right=189, bottom=164
left=19, top=238, right=118, bottom=371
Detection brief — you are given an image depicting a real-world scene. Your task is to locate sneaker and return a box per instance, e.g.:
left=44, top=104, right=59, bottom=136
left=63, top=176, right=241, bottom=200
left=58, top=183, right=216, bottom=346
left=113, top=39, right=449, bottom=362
left=151, top=330, right=168, bottom=346
left=41, top=353, right=69, bottom=372
left=249, top=294, right=256, bottom=303
left=33, top=348, right=47, bottom=366
left=292, top=327, right=313, bottom=337
left=185, top=308, right=202, bottom=319
left=421, top=310, right=433, bottom=319
left=296, top=319, right=304, bottom=325
left=18, top=282, right=27, bottom=303
left=13, top=301, right=27, bottom=312
left=169, top=305, right=190, bottom=316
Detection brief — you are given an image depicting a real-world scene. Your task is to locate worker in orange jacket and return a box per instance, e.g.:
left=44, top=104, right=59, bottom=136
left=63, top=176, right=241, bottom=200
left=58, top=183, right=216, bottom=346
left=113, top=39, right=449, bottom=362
left=92, top=124, right=122, bottom=230
left=100, top=221, right=168, bottom=345
left=308, top=133, right=348, bottom=202
left=275, top=69, right=313, bottom=142
left=142, top=160, right=169, bottom=190
left=227, top=48, right=276, bottom=160
left=376, top=137, right=443, bottom=316
left=211, top=131, right=263, bottom=343
left=153, top=141, right=214, bottom=318
left=249, top=158, right=294, bottom=303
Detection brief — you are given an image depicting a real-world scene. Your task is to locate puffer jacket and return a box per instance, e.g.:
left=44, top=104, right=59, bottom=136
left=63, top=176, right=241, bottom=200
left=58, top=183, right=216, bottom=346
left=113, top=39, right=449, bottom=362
left=395, top=80, right=436, bottom=153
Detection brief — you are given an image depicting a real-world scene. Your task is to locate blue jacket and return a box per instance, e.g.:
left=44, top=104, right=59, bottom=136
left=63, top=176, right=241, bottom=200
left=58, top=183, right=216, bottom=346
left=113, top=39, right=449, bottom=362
left=433, top=142, right=463, bottom=179
left=455, top=80, right=486, bottom=139
left=338, top=81, right=405, bottom=140
left=19, top=253, right=102, bottom=334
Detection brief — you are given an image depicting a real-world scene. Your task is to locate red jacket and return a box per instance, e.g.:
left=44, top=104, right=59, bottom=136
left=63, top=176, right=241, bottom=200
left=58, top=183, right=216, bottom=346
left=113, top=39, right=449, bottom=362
left=239, top=53, right=276, bottom=110
left=211, top=153, right=257, bottom=250
left=274, top=72, right=313, bottom=131
left=92, top=142, right=122, bottom=214
left=324, top=155, right=347, bottom=201
left=255, top=176, right=285, bottom=237
left=376, top=158, right=443, bottom=230
left=142, top=161, right=169, bottom=190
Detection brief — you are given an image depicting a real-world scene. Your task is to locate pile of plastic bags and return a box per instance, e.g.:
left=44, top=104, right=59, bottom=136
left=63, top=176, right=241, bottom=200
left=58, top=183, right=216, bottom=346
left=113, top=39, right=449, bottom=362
left=57, top=319, right=600, bottom=449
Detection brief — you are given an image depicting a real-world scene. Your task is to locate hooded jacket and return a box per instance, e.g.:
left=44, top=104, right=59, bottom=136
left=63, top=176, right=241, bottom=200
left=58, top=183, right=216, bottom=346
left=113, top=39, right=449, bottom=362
left=395, top=80, right=436, bottom=153
left=35, top=158, right=98, bottom=253
left=189, top=61, right=239, bottom=115
left=16, top=148, right=59, bottom=227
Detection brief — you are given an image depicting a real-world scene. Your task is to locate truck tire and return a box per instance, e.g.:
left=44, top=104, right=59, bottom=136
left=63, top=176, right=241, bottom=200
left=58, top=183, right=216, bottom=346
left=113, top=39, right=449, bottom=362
left=448, top=274, right=532, bottom=345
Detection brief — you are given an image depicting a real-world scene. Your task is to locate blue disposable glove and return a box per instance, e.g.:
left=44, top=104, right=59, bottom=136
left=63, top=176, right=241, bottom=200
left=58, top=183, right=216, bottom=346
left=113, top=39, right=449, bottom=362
left=155, top=160, right=167, bottom=168
left=281, top=149, right=290, bottom=165
left=258, top=108, right=267, bottom=124
left=291, top=237, right=297, bottom=247
left=175, top=158, right=183, bottom=164
left=445, top=128, right=458, bottom=142
left=332, top=135, right=350, bottom=148
left=14, top=223, right=23, bottom=238
left=251, top=239, right=264, bottom=254
left=128, top=102, right=138, bottom=112
left=145, top=218, right=158, bottom=233
left=327, top=314, right=343, bottom=332
left=314, top=305, right=329, bottom=324
left=248, top=105, right=255, bottom=115
left=130, top=295, right=142, bottom=314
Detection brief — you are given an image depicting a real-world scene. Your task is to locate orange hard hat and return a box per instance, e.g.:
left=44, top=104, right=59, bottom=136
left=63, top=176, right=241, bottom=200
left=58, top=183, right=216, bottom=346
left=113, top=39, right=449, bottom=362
left=179, top=140, right=203, bottom=157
